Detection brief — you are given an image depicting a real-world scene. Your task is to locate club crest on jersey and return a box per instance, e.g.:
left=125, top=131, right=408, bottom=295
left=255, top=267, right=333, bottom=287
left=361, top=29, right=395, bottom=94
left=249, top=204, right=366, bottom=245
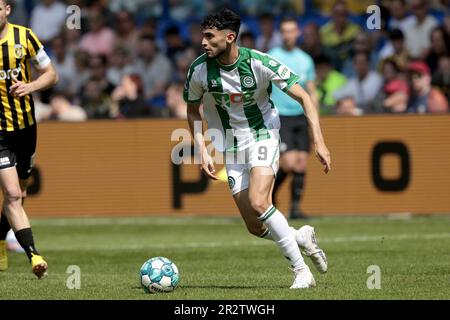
left=14, top=44, right=24, bottom=59
left=242, top=76, right=255, bottom=88
left=228, top=176, right=235, bottom=189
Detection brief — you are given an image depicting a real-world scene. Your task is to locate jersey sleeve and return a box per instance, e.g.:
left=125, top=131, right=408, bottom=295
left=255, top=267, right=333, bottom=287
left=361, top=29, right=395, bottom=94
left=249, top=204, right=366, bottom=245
left=183, top=65, right=204, bottom=104
left=27, top=29, right=51, bottom=69
left=260, top=53, right=300, bottom=92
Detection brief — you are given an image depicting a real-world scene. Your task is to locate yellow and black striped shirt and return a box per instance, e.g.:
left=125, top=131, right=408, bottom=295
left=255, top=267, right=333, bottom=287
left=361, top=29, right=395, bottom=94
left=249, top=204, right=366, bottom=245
left=0, top=23, right=44, bottom=132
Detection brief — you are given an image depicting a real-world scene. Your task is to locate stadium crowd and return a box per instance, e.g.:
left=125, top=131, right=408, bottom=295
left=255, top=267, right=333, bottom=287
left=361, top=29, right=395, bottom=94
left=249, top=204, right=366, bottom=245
left=10, top=0, right=450, bottom=120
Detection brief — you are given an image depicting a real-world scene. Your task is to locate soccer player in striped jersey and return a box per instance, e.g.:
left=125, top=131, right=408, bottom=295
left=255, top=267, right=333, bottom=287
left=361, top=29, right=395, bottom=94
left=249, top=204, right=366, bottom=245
left=184, top=9, right=331, bottom=289
left=0, top=0, right=58, bottom=278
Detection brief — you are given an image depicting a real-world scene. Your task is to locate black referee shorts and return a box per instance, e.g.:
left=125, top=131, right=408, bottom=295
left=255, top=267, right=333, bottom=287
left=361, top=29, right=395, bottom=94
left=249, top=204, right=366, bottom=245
left=0, top=125, right=37, bottom=180
left=279, top=114, right=310, bottom=153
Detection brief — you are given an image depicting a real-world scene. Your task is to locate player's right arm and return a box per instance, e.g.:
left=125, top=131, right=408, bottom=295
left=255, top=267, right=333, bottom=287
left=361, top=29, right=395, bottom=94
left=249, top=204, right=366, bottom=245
left=184, top=56, right=218, bottom=180
left=187, top=102, right=218, bottom=180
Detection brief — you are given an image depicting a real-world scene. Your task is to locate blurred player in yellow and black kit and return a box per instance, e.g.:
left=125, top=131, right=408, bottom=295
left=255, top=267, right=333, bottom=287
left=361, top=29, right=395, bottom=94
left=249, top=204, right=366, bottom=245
left=0, top=0, right=58, bottom=278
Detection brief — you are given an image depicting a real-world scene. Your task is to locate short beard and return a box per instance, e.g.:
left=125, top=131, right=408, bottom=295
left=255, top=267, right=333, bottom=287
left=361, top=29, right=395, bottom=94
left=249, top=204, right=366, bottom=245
left=214, top=46, right=228, bottom=60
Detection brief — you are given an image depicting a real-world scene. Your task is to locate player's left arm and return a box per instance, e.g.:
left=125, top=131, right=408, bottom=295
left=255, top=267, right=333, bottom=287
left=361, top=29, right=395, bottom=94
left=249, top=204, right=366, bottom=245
left=305, top=55, right=319, bottom=110
left=10, top=62, right=58, bottom=98
left=287, top=83, right=331, bottom=173
left=306, top=81, right=319, bottom=111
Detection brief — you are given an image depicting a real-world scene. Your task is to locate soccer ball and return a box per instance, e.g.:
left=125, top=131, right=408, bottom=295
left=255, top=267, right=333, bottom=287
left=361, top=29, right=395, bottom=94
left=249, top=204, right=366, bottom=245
left=139, top=257, right=180, bottom=293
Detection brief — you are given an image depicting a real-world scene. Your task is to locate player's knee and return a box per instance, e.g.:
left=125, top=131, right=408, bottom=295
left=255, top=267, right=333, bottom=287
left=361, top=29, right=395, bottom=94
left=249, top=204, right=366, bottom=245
left=249, top=197, right=271, bottom=215
left=293, top=161, right=307, bottom=173
left=3, top=187, right=22, bottom=205
left=280, top=154, right=296, bottom=172
left=293, top=154, right=308, bottom=173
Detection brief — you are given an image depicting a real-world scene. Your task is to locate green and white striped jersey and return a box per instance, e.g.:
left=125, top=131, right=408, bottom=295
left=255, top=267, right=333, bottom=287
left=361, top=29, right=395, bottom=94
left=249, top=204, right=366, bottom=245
left=184, top=47, right=300, bottom=152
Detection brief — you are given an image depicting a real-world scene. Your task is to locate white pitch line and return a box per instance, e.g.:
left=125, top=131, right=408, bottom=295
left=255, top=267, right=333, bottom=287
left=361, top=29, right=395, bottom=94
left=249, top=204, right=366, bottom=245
left=40, top=233, right=450, bottom=251
left=31, top=217, right=239, bottom=226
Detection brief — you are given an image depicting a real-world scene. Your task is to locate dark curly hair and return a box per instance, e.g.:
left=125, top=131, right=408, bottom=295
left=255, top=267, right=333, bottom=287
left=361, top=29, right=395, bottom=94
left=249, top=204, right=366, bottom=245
left=201, top=8, right=241, bottom=37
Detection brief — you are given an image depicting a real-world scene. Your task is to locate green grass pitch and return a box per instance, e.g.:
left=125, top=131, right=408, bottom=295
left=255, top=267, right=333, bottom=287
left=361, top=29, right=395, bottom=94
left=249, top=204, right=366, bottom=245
left=1, top=215, right=450, bottom=300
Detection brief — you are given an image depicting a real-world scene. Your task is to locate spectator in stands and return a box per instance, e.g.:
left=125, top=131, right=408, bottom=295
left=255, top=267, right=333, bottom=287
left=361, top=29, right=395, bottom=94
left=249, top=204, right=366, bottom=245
left=335, top=96, right=362, bottom=115
left=49, top=93, right=87, bottom=121
left=371, top=58, right=406, bottom=113
left=341, top=32, right=379, bottom=77
left=166, top=82, right=187, bottom=119
left=85, top=0, right=115, bottom=25
left=443, top=14, right=450, bottom=36
left=378, top=29, right=411, bottom=71
left=79, top=12, right=116, bottom=56
left=134, top=35, right=173, bottom=100
left=139, top=18, right=166, bottom=53
left=51, top=35, right=77, bottom=97
left=188, top=23, right=204, bottom=57
left=8, top=0, right=27, bottom=26
left=315, top=0, right=374, bottom=15
left=30, top=0, right=67, bottom=45
left=169, top=0, right=197, bottom=20
left=140, top=18, right=158, bottom=38
left=383, top=79, right=410, bottom=113
left=429, top=0, right=450, bottom=11
left=407, top=61, right=449, bottom=113
left=81, top=78, right=113, bottom=119
left=402, top=0, right=439, bottom=59
left=173, top=48, right=196, bottom=83
left=425, top=27, right=450, bottom=74
left=256, top=13, right=282, bottom=52
left=72, top=50, right=91, bottom=104
left=320, top=0, right=360, bottom=71
left=62, top=27, right=82, bottom=56
left=432, top=55, right=450, bottom=101
left=333, top=50, right=383, bottom=112
left=87, top=55, right=115, bottom=96
left=380, top=58, right=403, bottom=84
left=300, top=23, right=326, bottom=62
left=239, top=30, right=256, bottom=50
left=38, top=92, right=88, bottom=122
left=164, top=25, right=188, bottom=64
left=108, top=0, right=153, bottom=15
left=240, top=0, right=291, bottom=16
left=110, top=74, right=154, bottom=118
left=386, top=0, right=410, bottom=31
left=107, top=46, right=135, bottom=87
left=114, top=11, right=140, bottom=59
left=315, top=54, right=348, bottom=114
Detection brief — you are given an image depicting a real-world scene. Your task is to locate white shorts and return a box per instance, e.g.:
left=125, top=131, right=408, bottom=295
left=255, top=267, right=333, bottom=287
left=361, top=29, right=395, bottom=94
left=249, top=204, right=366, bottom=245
left=225, top=137, right=280, bottom=195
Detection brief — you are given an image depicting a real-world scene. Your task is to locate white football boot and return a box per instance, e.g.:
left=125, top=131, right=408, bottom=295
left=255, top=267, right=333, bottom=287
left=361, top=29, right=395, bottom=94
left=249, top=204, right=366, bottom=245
left=296, top=225, right=328, bottom=273
left=290, top=265, right=316, bottom=289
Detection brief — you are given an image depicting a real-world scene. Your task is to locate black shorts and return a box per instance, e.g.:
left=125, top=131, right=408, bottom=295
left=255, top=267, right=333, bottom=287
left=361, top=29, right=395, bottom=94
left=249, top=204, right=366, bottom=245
left=279, top=115, right=310, bottom=153
left=0, top=125, right=37, bottom=180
